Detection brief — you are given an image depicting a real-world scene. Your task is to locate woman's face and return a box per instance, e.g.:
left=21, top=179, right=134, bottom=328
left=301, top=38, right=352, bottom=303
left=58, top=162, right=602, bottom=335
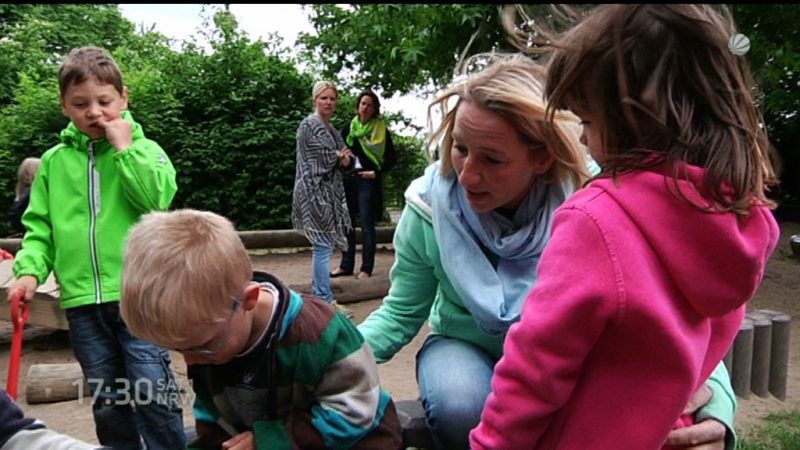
left=357, top=95, right=376, bottom=123
left=450, top=101, right=553, bottom=214
left=314, top=88, right=337, bottom=119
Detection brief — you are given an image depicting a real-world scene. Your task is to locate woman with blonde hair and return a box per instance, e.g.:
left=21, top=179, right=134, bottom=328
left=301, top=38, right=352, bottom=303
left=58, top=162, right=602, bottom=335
left=8, top=157, right=41, bottom=234
left=358, top=53, right=594, bottom=449
left=292, top=80, right=355, bottom=315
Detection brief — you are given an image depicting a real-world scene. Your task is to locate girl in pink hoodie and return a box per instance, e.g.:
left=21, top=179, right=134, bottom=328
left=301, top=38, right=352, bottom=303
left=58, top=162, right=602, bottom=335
left=471, top=5, right=780, bottom=450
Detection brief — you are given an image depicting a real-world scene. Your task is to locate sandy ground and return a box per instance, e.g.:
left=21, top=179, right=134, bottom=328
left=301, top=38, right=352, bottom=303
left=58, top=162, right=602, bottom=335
left=0, top=221, right=798, bottom=446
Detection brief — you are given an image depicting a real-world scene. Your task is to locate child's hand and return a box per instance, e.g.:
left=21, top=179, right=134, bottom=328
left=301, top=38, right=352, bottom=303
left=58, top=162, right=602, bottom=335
left=96, top=117, right=133, bottom=152
left=8, top=275, right=38, bottom=303
left=222, top=431, right=254, bottom=450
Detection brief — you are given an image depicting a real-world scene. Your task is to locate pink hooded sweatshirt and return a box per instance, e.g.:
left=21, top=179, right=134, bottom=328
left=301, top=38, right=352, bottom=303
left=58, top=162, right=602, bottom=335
left=470, top=164, right=779, bottom=450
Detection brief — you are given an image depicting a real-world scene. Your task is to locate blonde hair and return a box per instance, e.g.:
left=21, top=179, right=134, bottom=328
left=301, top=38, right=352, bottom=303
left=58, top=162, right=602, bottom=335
left=15, top=157, right=41, bottom=200
left=120, top=209, right=252, bottom=347
left=428, top=52, right=588, bottom=188
left=312, top=80, right=338, bottom=103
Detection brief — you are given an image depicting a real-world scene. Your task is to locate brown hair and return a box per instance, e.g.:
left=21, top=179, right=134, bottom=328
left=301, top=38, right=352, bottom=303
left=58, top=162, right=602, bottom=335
left=505, top=4, right=777, bottom=214
left=355, top=89, right=381, bottom=119
left=427, top=52, right=589, bottom=189
left=58, top=46, right=124, bottom=96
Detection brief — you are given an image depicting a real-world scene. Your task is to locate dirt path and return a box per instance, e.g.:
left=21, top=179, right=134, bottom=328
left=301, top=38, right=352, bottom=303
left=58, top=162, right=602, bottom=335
left=1, top=222, right=798, bottom=445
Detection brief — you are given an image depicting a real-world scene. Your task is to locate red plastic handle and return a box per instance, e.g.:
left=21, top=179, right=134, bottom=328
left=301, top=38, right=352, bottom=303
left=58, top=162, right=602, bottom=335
left=7, top=290, right=29, bottom=400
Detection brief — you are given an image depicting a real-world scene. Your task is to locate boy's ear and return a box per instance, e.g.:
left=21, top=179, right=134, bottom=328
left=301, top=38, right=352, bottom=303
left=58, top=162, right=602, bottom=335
left=59, top=95, right=68, bottom=117
left=121, top=86, right=129, bottom=111
left=241, top=283, right=261, bottom=311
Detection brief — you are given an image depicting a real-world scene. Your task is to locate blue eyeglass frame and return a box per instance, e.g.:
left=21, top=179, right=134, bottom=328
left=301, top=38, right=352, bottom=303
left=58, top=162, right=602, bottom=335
left=179, top=295, right=242, bottom=357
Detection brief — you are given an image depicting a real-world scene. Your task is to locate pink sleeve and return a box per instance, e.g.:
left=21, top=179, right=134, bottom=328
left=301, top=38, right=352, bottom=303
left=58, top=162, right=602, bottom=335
left=470, top=206, right=622, bottom=449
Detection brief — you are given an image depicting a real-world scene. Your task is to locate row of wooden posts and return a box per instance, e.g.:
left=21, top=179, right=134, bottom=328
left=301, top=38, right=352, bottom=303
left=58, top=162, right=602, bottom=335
left=725, top=309, right=792, bottom=400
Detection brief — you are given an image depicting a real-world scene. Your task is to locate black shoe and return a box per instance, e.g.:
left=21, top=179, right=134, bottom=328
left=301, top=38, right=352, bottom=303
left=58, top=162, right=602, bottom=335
left=330, top=269, right=353, bottom=278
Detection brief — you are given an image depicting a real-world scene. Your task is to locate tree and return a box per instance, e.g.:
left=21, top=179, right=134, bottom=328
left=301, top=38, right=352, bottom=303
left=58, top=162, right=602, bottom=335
left=0, top=4, right=134, bottom=107
left=733, top=5, right=800, bottom=199
left=298, top=4, right=511, bottom=97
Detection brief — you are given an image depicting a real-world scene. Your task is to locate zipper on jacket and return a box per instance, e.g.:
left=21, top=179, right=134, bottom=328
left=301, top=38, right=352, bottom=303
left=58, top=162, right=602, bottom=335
left=87, top=142, right=103, bottom=304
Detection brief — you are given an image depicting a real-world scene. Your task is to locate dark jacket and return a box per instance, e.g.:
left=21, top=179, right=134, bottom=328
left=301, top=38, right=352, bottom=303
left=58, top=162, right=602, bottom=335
left=7, top=187, right=30, bottom=235
left=341, top=120, right=397, bottom=217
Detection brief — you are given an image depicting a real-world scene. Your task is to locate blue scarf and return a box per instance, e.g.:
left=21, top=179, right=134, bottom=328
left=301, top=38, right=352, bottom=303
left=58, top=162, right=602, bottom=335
left=420, top=162, right=572, bottom=335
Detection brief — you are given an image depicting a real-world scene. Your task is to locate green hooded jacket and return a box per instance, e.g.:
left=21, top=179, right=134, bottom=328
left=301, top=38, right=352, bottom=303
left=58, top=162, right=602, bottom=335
left=13, top=111, right=177, bottom=309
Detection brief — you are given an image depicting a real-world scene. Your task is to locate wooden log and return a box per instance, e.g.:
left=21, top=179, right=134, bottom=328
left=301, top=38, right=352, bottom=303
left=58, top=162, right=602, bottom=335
left=747, top=312, right=772, bottom=398
left=731, top=318, right=754, bottom=399
left=723, top=346, right=733, bottom=377
left=289, top=274, right=389, bottom=304
left=25, top=363, right=89, bottom=404
left=757, top=309, right=792, bottom=400
left=0, top=226, right=396, bottom=253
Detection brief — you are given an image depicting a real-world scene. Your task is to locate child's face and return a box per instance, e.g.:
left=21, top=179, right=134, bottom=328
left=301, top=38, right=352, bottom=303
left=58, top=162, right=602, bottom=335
left=573, top=109, right=604, bottom=165
left=177, top=298, right=250, bottom=365
left=450, top=101, right=552, bottom=213
left=60, top=77, right=128, bottom=140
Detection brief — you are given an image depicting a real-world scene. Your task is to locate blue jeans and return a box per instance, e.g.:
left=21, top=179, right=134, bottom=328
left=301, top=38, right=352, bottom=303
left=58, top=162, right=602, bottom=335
left=311, top=242, right=334, bottom=303
left=416, top=334, right=496, bottom=450
left=340, top=175, right=377, bottom=274
left=66, top=303, right=185, bottom=450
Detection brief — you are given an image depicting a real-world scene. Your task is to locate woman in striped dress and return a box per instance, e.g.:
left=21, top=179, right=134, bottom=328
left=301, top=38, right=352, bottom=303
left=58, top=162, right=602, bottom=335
left=292, top=80, right=354, bottom=313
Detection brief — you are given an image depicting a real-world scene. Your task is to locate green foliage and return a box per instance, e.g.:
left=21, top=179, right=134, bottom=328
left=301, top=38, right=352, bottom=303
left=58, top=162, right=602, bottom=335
left=122, top=9, right=315, bottom=230
left=733, top=5, right=800, bottom=199
left=0, top=4, right=133, bottom=107
left=739, top=411, right=800, bottom=450
left=733, top=5, right=800, bottom=146
left=384, top=133, right=430, bottom=209
left=7, top=4, right=796, bottom=236
left=298, top=4, right=511, bottom=97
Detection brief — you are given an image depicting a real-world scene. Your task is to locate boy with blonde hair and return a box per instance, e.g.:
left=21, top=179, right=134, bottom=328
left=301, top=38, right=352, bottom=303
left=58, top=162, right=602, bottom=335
left=8, top=45, right=183, bottom=450
left=120, top=209, right=402, bottom=450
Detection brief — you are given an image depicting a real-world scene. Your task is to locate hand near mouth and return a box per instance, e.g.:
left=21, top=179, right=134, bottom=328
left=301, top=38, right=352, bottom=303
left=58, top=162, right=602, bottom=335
left=94, top=117, right=133, bottom=151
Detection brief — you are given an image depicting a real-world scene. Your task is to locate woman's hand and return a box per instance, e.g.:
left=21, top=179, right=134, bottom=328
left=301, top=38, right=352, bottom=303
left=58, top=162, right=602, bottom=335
left=664, top=385, right=726, bottom=449
left=359, top=170, right=376, bottom=179
left=664, top=420, right=725, bottom=449
left=338, top=147, right=353, bottom=166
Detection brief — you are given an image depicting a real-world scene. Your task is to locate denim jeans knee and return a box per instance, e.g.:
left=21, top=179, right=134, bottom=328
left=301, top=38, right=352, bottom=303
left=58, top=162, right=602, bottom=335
left=416, top=334, right=496, bottom=450
left=311, top=242, right=334, bottom=302
left=66, top=303, right=185, bottom=450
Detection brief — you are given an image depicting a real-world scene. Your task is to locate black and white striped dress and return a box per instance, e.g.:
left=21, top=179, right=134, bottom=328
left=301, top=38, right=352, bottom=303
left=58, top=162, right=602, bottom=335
left=291, top=114, right=352, bottom=250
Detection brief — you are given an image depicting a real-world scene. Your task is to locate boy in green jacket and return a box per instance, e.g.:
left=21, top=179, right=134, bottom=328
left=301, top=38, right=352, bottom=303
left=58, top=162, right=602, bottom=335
left=8, top=46, right=185, bottom=450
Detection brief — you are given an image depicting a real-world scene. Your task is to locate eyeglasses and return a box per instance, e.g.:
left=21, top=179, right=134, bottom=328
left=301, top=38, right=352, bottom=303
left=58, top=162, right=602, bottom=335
left=177, top=296, right=242, bottom=357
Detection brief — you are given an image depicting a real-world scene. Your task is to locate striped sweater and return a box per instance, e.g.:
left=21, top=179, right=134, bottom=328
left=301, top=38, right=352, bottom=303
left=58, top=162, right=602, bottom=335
left=188, top=271, right=402, bottom=450
left=291, top=114, right=352, bottom=251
